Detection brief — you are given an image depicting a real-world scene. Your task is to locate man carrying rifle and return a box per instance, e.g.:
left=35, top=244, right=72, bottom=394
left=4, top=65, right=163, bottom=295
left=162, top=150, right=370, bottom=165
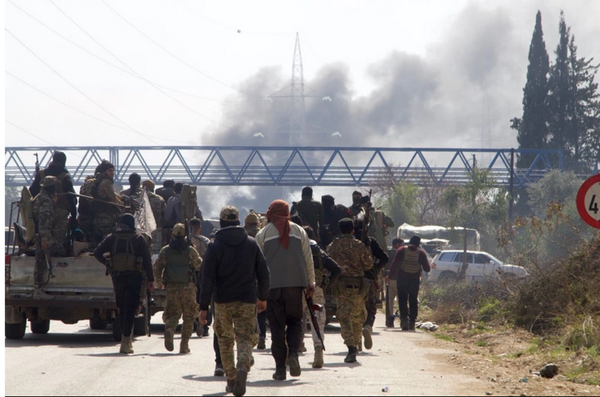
left=32, top=176, right=62, bottom=286
left=303, top=226, right=341, bottom=368
left=30, top=151, right=77, bottom=255
left=326, top=218, right=373, bottom=364
left=91, top=160, right=124, bottom=243
left=153, top=223, right=202, bottom=354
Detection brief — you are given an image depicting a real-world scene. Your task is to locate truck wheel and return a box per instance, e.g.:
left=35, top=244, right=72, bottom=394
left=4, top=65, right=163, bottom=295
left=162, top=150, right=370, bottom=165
left=112, top=318, right=122, bottom=342
left=89, top=317, right=108, bottom=330
left=5, top=319, right=26, bottom=340
left=133, top=314, right=148, bottom=336
left=30, top=319, right=50, bottom=334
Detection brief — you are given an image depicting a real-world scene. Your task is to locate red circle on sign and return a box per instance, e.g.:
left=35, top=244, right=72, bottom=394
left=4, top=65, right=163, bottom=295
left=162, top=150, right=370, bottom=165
left=577, top=174, right=600, bottom=229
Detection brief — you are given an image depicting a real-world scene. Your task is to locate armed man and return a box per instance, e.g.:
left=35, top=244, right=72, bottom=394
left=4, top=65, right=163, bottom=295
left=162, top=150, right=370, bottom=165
left=93, top=213, right=154, bottom=354
left=31, top=176, right=61, bottom=286
left=290, top=187, right=324, bottom=245
left=303, top=225, right=342, bottom=368
left=153, top=223, right=202, bottom=354
left=200, top=206, right=270, bottom=396
left=354, top=219, right=388, bottom=350
left=326, top=218, right=373, bottom=364
left=142, top=180, right=166, bottom=253
left=321, top=194, right=353, bottom=248
left=348, top=191, right=363, bottom=218
left=29, top=151, right=77, bottom=254
left=387, top=236, right=431, bottom=331
left=91, top=160, right=124, bottom=243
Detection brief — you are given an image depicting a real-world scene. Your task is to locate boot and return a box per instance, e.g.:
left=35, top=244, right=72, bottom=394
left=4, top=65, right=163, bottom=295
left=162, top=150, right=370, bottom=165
left=312, top=346, right=324, bottom=368
left=214, top=364, right=225, bottom=377
left=120, top=336, right=133, bottom=354
left=299, top=341, right=307, bottom=353
left=401, top=318, right=409, bottom=331
left=257, top=336, right=266, bottom=350
left=233, top=366, right=248, bottom=396
left=386, top=316, right=395, bottom=328
left=344, top=346, right=357, bottom=363
left=272, top=367, right=286, bottom=381
left=409, top=320, right=416, bottom=331
left=164, top=327, right=174, bottom=352
left=362, top=325, right=373, bottom=350
left=202, top=325, right=210, bottom=337
left=179, top=337, right=190, bottom=354
left=226, top=379, right=235, bottom=393
left=288, top=352, right=301, bottom=377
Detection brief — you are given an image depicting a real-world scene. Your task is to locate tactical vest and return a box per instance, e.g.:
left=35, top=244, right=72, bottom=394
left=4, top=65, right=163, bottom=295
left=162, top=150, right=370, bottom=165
left=110, top=232, right=142, bottom=273
left=400, top=248, right=421, bottom=274
left=78, top=177, right=96, bottom=217
left=164, top=247, right=194, bottom=285
left=40, top=170, right=68, bottom=211
left=92, top=176, right=119, bottom=214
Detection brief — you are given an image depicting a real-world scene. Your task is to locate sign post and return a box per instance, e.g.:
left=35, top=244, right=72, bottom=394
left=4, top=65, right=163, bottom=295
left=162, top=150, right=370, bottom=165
left=576, top=174, right=600, bottom=229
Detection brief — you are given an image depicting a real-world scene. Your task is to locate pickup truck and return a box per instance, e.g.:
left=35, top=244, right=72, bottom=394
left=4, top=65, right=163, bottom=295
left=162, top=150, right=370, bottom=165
left=5, top=250, right=161, bottom=341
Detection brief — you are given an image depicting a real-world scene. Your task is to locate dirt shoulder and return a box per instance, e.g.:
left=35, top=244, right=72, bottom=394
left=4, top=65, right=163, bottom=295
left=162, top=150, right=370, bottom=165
left=419, top=324, right=600, bottom=396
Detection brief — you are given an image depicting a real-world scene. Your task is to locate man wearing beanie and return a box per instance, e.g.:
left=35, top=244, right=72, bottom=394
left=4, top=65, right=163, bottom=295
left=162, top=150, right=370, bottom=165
left=93, top=213, right=154, bottom=354
left=200, top=206, right=270, bottom=396
left=91, top=160, right=124, bottom=243
left=255, top=200, right=315, bottom=381
left=29, top=151, right=77, bottom=255
left=153, top=223, right=202, bottom=354
left=290, top=187, right=324, bottom=245
left=386, top=235, right=431, bottom=331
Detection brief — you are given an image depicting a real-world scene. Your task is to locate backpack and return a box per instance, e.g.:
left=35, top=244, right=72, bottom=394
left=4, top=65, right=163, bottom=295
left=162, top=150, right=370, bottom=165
left=78, top=176, right=96, bottom=217
left=19, top=187, right=36, bottom=244
left=40, top=170, right=68, bottom=210
left=109, top=232, right=142, bottom=273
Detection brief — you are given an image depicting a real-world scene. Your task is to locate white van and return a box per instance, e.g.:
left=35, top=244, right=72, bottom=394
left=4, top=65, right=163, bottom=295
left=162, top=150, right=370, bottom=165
left=430, top=250, right=528, bottom=282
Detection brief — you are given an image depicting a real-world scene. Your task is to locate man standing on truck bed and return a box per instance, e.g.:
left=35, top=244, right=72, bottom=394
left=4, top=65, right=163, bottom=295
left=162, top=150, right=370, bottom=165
left=93, top=213, right=154, bottom=354
left=153, top=223, right=202, bottom=354
left=91, top=160, right=124, bottom=244
left=29, top=151, right=77, bottom=254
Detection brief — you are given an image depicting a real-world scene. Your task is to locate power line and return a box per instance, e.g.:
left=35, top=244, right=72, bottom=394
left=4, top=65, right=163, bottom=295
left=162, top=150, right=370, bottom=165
left=99, top=0, right=261, bottom=99
left=7, top=0, right=251, bottom=104
left=6, top=28, right=161, bottom=145
left=5, top=120, right=73, bottom=150
left=46, top=0, right=232, bottom=129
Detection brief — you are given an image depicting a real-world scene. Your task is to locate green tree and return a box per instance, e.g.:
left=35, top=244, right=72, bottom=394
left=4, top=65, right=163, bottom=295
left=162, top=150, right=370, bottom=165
left=526, top=170, right=581, bottom=218
left=511, top=11, right=550, bottom=169
left=547, top=11, right=600, bottom=169
left=441, top=167, right=508, bottom=279
left=382, top=180, right=418, bottom=228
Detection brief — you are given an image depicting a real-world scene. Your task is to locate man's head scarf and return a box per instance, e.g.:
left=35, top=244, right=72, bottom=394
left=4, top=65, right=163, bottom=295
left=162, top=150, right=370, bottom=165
left=267, top=199, right=291, bottom=249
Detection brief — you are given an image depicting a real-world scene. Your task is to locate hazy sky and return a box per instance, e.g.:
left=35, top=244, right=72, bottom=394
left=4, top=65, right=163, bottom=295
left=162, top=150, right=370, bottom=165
left=5, top=0, right=599, bottom=149
left=4, top=1, right=600, bottom=216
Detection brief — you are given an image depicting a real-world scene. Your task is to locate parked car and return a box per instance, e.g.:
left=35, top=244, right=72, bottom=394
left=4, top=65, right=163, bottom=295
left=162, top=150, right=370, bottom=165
left=429, top=250, right=529, bottom=282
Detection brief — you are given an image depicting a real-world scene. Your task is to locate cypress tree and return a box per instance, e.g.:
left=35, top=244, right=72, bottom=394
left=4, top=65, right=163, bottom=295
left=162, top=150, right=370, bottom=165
left=511, top=11, right=550, bottom=169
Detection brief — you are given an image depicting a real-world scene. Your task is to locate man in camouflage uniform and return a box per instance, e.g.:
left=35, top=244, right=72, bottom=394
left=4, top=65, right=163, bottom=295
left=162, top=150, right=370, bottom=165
left=200, top=206, right=270, bottom=396
left=243, top=212, right=267, bottom=350
left=326, top=218, right=373, bottom=364
left=30, top=151, right=77, bottom=254
left=32, top=176, right=62, bottom=286
left=153, top=223, right=202, bottom=354
left=91, top=160, right=124, bottom=243
left=142, top=180, right=166, bottom=253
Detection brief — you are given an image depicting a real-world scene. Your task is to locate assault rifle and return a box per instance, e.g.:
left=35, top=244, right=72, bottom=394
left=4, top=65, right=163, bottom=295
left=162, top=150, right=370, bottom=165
left=305, top=291, right=325, bottom=351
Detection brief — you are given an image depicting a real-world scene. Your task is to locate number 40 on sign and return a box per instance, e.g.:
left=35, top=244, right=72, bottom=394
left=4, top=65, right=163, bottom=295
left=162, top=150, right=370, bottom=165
left=577, top=174, right=600, bottom=229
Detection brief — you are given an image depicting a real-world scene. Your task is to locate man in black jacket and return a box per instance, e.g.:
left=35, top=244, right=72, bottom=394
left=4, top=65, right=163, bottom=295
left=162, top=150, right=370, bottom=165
left=199, top=206, right=270, bottom=397
left=93, top=213, right=154, bottom=354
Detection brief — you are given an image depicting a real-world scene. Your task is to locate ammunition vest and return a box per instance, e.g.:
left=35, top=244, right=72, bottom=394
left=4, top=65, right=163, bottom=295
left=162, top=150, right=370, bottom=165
left=164, top=247, right=194, bottom=285
left=400, top=248, right=421, bottom=274
left=110, top=232, right=142, bottom=273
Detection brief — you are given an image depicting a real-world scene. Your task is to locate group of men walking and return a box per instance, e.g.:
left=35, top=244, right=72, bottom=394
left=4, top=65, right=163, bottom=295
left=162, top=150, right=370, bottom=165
left=28, top=153, right=431, bottom=397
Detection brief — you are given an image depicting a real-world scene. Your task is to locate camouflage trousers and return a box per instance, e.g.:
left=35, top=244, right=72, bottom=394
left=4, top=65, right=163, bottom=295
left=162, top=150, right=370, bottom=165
left=214, top=302, right=258, bottom=381
left=162, top=283, right=199, bottom=339
left=336, top=288, right=367, bottom=346
left=93, top=212, right=118, bottom=243
left=303, top=286, right=326, bottom=348
left=151, top=229, right=163, bottom=254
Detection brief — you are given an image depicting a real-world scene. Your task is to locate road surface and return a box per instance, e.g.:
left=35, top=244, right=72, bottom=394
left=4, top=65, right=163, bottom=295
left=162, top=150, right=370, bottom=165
left=5, top=314, right=487, bottom=396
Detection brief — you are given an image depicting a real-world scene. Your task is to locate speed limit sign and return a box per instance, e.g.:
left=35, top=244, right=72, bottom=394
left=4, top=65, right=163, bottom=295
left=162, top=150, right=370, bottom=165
left=577, top=174, right=600, bottom=229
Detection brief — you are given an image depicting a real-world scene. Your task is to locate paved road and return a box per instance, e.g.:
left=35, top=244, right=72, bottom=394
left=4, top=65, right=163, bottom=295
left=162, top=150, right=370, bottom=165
left=5, top=314, right=486, bottom=396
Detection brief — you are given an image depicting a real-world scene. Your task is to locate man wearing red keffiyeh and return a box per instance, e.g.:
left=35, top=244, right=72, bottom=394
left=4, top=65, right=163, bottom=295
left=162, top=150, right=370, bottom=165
left=255, top=199, right=316, bottom=381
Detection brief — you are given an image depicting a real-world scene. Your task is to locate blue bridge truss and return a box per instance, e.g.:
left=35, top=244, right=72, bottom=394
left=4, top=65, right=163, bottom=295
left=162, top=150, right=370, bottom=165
left=4, top=146, right=576, bottom=188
